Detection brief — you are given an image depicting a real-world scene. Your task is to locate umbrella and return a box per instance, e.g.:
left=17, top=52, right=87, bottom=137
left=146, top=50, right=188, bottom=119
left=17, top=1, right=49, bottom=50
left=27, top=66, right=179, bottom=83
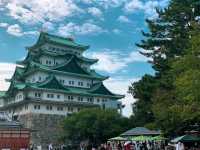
left=152, top=136, right=167, bottom=141
left=171, top=135, right=200, bottom=143
left=108, top=136, right=127, bottom=141
left=124, top=141, right=131, bottom=145
left=129, top=136, right=153, bottom=141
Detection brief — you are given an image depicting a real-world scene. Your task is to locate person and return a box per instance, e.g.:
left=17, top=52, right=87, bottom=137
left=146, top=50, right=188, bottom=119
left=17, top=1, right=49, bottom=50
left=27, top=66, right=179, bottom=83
left=48, top=143, right=53, bottom=150
left=80, top=143, right=85, bottom=150
left=37, top=145, right=42, bottom=150
left=179, top=143, right=184, bottom=150
left=135, top=142, right=139, bottom=150
left=30, top=144, right=34, bottom=150
left=176, top=142, right=181, bottom=150
left=117, top=142, right=122, bottom=150
left=106, top=143, right=112, bottom=150
left=124, top=141, right=131, bottom=150
left=99, top=144, right=106, bottom=150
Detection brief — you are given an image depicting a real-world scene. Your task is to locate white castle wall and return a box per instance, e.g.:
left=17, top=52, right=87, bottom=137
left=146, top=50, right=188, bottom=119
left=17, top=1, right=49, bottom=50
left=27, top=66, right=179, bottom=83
left=15, top=91, right=24, bottom=102
left=43, top=43, right=83, bottom=56
left=26, top=71, right=93, bottom=88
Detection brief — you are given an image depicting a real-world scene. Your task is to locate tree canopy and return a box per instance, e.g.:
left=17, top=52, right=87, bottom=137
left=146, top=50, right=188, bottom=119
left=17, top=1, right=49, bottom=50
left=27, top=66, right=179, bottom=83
left=61, top=108, right=131, bottom=146
left=129, top=0, right=200, bottom=136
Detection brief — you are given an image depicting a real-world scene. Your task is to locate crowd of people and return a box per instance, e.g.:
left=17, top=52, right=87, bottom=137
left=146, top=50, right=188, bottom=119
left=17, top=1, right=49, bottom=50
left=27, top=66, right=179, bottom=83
left=80, top=141, right=166, bottom=150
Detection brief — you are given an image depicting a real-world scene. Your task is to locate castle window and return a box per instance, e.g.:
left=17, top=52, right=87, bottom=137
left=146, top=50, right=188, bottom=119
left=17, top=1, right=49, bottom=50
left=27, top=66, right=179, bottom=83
left=68, top=95, right=74, bottom=100
left=57, top=107, right=63, bottom=111
left=18, top=95, right=22, bottom=99
left=97, top=99, right=100, bottom=103
left=34, top=105, right=40, bottom=110
left=78, top=82, right=83, bottom=86
left=46, top=60, right=52, bottom=65
left=47, top=93, right=54, bottom=98
left=87, top=83, right=90, bottom=87
left=87, top=97, right=93, bottom=103
left=35, top=92, right=41, bottom=98
left=78, top=97, right=83, bottom=102
left=57, top=95, right=60, bottom=99
left=38, top=76, right=42, bottom=81
left=68, top=107, right=73, bottom=112
left=69, top=81, right=74, bottom=85
left=46, top=105, right=53, bottom=110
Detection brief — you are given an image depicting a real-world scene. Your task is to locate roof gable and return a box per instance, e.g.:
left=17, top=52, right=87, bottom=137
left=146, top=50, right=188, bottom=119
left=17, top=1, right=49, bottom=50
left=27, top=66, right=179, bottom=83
left=53, top=56, right=89, bottom=75
left=37, top=76, right=68, bottom=91
left=38, top=32, right=89, bottom=50
left=121, top=127, right=161, bottom=136
left=90, top=82, right=115, bottom=96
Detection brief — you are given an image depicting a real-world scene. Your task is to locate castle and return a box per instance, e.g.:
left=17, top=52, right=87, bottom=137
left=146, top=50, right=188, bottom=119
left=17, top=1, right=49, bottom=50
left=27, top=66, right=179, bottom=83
left=0, top=32, right=124, bottom=147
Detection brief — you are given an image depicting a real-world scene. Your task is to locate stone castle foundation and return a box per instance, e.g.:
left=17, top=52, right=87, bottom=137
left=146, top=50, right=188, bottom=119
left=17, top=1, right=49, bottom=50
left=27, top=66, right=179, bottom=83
left=19, top=113, right=65, bottom=149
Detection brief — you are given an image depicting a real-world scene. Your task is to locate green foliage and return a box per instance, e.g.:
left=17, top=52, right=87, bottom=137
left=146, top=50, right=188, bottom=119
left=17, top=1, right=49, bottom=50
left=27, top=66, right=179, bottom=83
left=61, top=108, right=130, bottom=145
left=129, top=75, right=157, bottom=126
left=129, top=0, right=200, bottom=136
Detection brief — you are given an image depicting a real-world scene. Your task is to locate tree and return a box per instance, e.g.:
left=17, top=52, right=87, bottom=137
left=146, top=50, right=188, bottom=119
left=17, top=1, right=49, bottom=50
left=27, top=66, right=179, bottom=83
left=152, top=23, right=200, bottom=135
left=129, top=75, right=157, bottom=126
left=61, top=108, right=130, bottom=146
left=129, top=0, right=200, bottom=135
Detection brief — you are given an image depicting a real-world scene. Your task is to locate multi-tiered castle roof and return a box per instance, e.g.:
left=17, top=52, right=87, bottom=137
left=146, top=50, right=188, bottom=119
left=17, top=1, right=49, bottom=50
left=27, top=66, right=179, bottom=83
left=0, top=32, right=124, bottom=113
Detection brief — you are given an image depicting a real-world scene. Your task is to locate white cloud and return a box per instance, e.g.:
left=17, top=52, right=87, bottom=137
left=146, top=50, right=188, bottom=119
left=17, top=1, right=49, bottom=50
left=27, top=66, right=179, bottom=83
left=0, top=22, right=9, bottom=28
left=105, top=77, right=140, bottom=117
left=23, top=30, right=39, bottom=36
left=88, top=7, right=102, bottom=17
left=124, top=0, right=169, bottom=18
left=112, top=28, right=121, bottom=34
left=58, top=22, right=106, bottom=36
left=124, top=0, right=143, bottom=12
left=6, top=24, right=37, bottom=37
left=7, top=24, right=23, bottom=36
left=3, top=0, right=81, bottom=24
left=117, top=15, right=131, bottom=23
left=80, top=0, right=126, bottom=9
left=42, top=21, right=55, bottom=31
left=0, top=63, right=16, bottom=91
left=88, top=49, right=149, bottom=73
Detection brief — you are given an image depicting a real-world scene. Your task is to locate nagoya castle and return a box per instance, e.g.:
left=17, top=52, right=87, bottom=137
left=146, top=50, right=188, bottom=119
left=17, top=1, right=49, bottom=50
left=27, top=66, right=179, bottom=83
left=0, top=32, right=124, bottom=146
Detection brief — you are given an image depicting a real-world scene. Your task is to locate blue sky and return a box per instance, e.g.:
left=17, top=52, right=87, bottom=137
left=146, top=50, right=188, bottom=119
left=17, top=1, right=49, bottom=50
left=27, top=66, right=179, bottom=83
left=0, top=0, right=169, bottom=116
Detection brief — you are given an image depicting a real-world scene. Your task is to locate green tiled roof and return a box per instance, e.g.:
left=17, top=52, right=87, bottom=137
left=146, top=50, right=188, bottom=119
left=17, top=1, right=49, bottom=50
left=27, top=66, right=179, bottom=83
left=40, top=50, right=98, bottom=64
left=18, top=49, right=98, bottom=65
left=6, top=78, right=123, bottom=99
left=36, top=75, right=69, bottom=91
left=15, top=83, right=26, bottom=90
left=89, top=82, right=116, bottom=96
left=29, top=32, right=89, bottom=50
left=1, top=99, right=99, bottom=110
left=24, top=60, right=108, bottom=80
left=6, top=67, right=25, bottom=82
left=53, top=56, right=89, bottom=75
